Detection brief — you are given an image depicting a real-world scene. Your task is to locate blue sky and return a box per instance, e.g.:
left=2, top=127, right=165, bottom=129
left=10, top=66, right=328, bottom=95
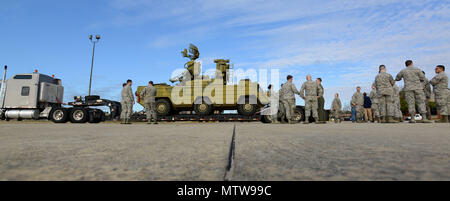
left=1, top=0, right=449, bottom=111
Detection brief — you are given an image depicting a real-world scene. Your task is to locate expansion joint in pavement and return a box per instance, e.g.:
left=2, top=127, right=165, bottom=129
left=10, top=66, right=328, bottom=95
left=223, top=124, right=236, bottom=181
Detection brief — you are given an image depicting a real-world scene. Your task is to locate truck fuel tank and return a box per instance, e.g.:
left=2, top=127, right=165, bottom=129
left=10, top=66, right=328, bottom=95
left=5, top=109, right=39, bottom=119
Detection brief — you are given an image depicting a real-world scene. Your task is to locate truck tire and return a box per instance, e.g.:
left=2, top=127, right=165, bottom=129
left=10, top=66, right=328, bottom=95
left=88, top=109, right=104, bottom=123
left=260, top=115, right=272, bottom=123
left=50, top=108, right=68, bottom=123
left=194, top=99, right=213, bottom=116
left=155, top=99, right=172, bottom=116
left=292, top=107, right=304, bottom=123
left=238, top=98, right=257, bottom=116
left=69, top=108, right=88, bottom=123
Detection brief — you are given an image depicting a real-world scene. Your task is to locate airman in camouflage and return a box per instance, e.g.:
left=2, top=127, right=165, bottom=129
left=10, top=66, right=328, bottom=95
left=422, top=71, right=432, bottom=120
left=351, top=86, right=364, bottom=123
left=278, top=84, right=286, bottom=123
left=268, top=84, right=279, bottom=124
left=369, top=84, right=380, bottom=123
left=393, top=84, right=403, bottom=122
left=316, top=78, right=326, bottom=123
left=395, top=60, right=430, bottom=123
left=140, top=81, right=158, bottom=124
left=430, top=65, right=449, bottom=123
left=281, top=75, right=301, bottom=124
left=300, top=75, right=319, bottom=124
left=331, top=93, right=342, bottom=123
left=121, top=79, right=135, bottom=124
left=374, top=65, right=397, bottom=123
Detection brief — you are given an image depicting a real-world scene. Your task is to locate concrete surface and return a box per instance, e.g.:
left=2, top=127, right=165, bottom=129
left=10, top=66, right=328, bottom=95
left=0, top=121, right=449, bottom=181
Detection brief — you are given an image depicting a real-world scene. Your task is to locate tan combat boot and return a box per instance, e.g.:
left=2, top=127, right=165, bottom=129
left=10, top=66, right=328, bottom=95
left=375, top=116, right=381, bottom=123
left=314, top=118, right=320, bottom=124
left=380, top=116, right=386, bottom=123
left=387, top=116, right=398, bottom=123
left=420, top=114, right=432, bottom=123
left=436, top=115, right=449, bottom=123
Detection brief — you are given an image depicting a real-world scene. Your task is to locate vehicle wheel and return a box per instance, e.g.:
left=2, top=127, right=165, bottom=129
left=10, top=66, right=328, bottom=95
left=50, top=108, right=68, bottom=123
left=238, top=98, right=257, bottom=116
left=69, top=108, right=88, bottom=123
left=260, top=115, right=272, bottom=123
left=155, top=99, right=172, bottom=116
left=194, top=99, right=213, bottom=116
left=292, top=107, right=304, bottom=123
left=88, top=109, right=104, bottom=123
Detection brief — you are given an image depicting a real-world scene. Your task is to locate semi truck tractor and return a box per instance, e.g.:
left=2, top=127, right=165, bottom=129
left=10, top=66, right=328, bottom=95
left=0, top=66, right=121, bottom=123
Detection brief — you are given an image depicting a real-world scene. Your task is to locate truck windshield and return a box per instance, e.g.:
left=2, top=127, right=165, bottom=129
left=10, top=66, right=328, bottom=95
left=14, top=75, right=32, bottom=79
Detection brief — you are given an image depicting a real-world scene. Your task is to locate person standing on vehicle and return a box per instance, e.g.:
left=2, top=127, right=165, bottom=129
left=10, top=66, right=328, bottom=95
left=300, top=75, right=319, bottom=124
left=395, top=60, right=430, bottom=123
left=331, top=93, right=342, bottom=123
left=140, top=81, right=158, bottom=124
left=281, top=75, right=301, bottom=124
left=121, top=79, right=134, bottom=124
left=430, top=65, right=449, bottom=123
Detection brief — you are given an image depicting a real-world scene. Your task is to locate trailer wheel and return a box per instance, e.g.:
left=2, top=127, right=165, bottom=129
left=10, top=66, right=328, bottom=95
left=260, top=115, right=272, bottom=123
left=238, top=98, right=257, bottom=116
left=69, top=108, right=88, bottom=123
left=89, top=109, right=105, bottom=123
left=155, top=99, right=172, bottom=116
left=194, top=98, right=213, bottom=116
left=292, top=107, right=304, bottom=123
left=50, top=108, right=68, bottom=123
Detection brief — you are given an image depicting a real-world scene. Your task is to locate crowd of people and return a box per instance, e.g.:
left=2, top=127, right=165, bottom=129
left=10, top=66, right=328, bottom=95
left=120, top=60, right=448, bottom=125
left=271, top=60, right=449, bottom=124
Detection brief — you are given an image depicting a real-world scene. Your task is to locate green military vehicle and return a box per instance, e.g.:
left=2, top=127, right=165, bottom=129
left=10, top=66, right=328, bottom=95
left=136, top=44, right=270, bottom=117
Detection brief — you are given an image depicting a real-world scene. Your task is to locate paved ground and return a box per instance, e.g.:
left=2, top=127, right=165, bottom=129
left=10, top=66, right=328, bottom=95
left=0, top=121, right=449, bottom=181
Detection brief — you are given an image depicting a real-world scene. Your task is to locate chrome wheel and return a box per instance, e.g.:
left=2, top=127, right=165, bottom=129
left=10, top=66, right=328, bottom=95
left=52, top=109, right=64, bottom=121
left=73, top=110, right=84, bottom=121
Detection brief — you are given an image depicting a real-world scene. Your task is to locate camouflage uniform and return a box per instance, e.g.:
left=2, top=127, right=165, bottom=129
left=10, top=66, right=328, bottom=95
left=374, top=72, right=395, bottom=118
left=300, top=80, right=319, bottom=122
left=281, top=82, right=300, bottom=123
left=121, top=85, right=134, bottom=123
left=395, top=66, right=427, bottom=121
left=269, top=89, right=280, bottom=123
left=430, top=72, right=449, bottom=116
left=369, top=88, right=380, bottom=119
left=447, top=88, right=450, bottom=117
left=278, top=87, right=286, bottom=122
left=448, top=88, right=450, bottom=115
left=317, top=83, right=326, bottom=122
left=393, top=85, right=403, bottom=119
left=422, top=77, right=432, bottom=119
left=351, top=91, right=364, bottom=122
left=140, top=84, right=158, bottom=123
left=331, top=97, right=342, bottom=123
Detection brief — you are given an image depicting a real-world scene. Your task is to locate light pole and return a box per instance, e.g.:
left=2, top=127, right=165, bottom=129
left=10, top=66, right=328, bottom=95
left=88, top=35, right=100, bottom=96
